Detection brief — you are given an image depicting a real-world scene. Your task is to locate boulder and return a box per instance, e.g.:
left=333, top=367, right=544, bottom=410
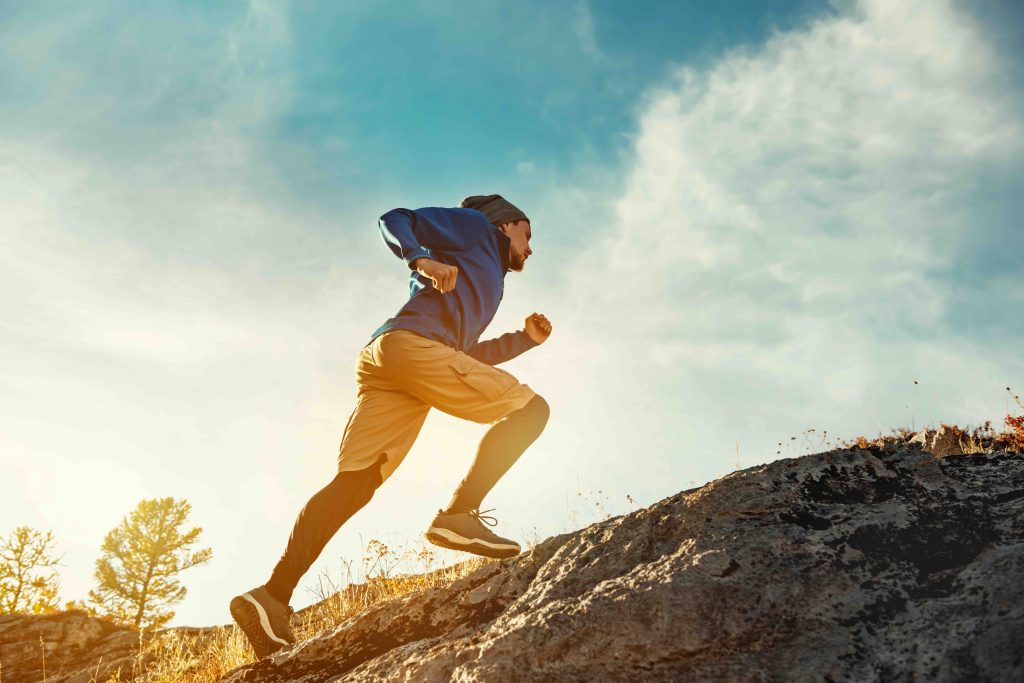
left=221, top=444, right=1024, bottom=682
left=0, top=611, right=147, bottom=682
left=0, top=612, right=221, bottom=682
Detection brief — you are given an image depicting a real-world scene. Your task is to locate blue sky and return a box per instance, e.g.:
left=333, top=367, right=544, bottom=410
left=2, top=0, right=1022, bottom=628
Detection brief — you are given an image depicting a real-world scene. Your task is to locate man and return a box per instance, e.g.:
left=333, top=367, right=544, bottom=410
left=230, top=194, right=552, bottom=659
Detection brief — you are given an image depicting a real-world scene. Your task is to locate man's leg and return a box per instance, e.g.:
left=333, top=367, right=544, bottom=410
left=264, top=460, right=384, bottom=605
left=444, top=394, right=550, bottom=513
left=370, top=331, right=550, bottom=558
left=232, top=341, right=429, bottom=659
left=232, top=459, right=387, bottom=660
left=263, top=386, right=430, bottom=605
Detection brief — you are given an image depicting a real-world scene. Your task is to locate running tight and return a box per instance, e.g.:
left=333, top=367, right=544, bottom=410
left=264, top=394, right=549, bottom=605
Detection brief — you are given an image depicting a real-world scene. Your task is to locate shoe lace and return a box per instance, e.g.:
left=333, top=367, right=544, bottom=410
left=469, top=508, right=498, bottom=527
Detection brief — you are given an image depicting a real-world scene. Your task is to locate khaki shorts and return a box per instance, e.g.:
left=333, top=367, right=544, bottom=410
left=336, top=329, right=537, bottom=482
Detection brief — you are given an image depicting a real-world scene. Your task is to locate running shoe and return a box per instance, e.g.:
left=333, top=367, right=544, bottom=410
left=229, top=585, right=296, bottom=659
left=425, top=507, right=521, bottom=559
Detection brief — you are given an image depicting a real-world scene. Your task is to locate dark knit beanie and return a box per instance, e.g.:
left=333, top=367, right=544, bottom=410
left=459, top=194, right=529, bottom=227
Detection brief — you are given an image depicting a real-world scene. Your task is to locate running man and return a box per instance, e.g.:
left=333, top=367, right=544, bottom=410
left=230, top=194, right=552, bottom=659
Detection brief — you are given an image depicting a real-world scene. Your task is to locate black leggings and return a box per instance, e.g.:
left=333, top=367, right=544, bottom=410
left=264, top=394, right=549, bottom=605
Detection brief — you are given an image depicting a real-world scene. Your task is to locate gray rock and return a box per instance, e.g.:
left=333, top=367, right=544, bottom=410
left=0, top=611, right=143, bottom=682
left=221, top=445, right=1024, bottom=682
left=0, top=611, right=221, bottom=683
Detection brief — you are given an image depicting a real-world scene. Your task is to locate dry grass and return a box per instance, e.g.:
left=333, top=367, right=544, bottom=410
left=107, top=626, right=252, bottom=682
left=833, top=386, right=1024, bottom=456
left=292, top=539, right=495, bottom=643
left=771, top=386, right=1024, bottom=458
left=90, top=538, right=495, bottom=682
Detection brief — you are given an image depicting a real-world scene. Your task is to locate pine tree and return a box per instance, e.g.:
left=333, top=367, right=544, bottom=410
left=0, top=526, right=63, bottom=614
left=89, top=497, right=212, bottom=630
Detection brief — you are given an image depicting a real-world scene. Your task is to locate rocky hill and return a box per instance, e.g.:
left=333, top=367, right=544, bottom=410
left=0, top=609, right=149, bottom=682
left=3, top=435, right=1022, bottom=682
left=226, top=438, right=1023, bottom=682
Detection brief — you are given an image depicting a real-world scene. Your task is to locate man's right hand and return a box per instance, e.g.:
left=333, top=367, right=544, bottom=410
left=413, top=258, right=459, bottom=294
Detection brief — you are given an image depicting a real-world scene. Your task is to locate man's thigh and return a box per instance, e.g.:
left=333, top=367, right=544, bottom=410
left=338, top=346, right=431, bottom=482
left=371, top=330, right=536, bottom=425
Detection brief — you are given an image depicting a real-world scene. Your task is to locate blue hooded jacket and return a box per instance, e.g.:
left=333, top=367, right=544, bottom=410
left=367, top=206, right=538, bottom=366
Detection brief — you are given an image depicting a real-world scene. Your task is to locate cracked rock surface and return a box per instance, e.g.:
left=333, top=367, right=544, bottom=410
left=222, top=444, right=1024, bottom=682
left=0, top=610, right=158, bottom=682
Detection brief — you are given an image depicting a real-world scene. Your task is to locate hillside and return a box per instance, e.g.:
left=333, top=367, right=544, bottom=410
left=2, top=431, right=1022, bottom=682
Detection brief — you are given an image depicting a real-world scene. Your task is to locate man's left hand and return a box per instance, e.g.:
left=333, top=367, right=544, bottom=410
left=524, top=312, right=552, bottom=344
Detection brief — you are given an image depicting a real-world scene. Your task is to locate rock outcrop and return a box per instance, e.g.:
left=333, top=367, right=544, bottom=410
left=0, top=611, right=224, bottom=682
left=0, top=610, right=151, bottom=682
left=3, top=442, right=1020, bottom=682
left=221, top=443, right=1024, bottom=682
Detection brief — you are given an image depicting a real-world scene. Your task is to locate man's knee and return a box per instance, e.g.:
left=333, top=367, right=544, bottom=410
left=335, top=454, right=386, bottom=497
left=523, top=394, right=550, bottom=429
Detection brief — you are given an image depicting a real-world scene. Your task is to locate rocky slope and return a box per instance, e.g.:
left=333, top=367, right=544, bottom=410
left=3, top=436, right=1021, bottom=682
left=220, top=441, right=1023, bottom=682
left=0, top=610, right=148, bottom=682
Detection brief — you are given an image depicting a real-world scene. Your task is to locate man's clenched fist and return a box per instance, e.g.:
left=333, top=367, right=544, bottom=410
left=413, top=258, right=459, bottom=294
left=524, top=312, right=552, bottom=344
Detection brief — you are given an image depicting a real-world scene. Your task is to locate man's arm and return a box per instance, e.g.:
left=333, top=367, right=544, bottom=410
left=378, top=208, right=481, bottom=270
left=465, top=330, right=539, bottom=366
left=379, top=208, right=435, bottom=269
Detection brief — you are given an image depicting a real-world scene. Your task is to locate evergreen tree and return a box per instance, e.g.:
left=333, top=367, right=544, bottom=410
left=0, top=526, right=63, bottom=614
left=89, top=497, right=212, bottom=630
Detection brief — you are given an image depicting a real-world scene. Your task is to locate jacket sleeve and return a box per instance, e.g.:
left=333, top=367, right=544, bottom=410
left=378, top=208, right=479, bottom=270
left=465, top=330, right=540, bottom=366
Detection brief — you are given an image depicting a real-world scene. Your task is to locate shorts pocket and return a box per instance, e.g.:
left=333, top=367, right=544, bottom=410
left=448, top=357, right=519, bottom=402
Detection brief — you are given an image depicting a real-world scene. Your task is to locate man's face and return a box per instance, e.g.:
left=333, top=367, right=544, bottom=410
left=501, top=219, right=533, bottom=272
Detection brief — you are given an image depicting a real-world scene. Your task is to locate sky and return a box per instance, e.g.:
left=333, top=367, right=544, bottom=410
left=2, top=0, right=1022, bottom=628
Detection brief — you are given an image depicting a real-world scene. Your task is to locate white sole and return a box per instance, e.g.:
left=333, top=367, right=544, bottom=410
left=242, top=592, right=290, bottom=646
left=426, top=526, right=520, bottom=552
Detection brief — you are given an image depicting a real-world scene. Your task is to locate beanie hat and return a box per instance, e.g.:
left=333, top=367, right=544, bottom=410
left=459, top=194, right=529, bottom=227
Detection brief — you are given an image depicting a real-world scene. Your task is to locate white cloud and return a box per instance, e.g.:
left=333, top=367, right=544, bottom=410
left=524, top=0, right=1024, bottom=506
